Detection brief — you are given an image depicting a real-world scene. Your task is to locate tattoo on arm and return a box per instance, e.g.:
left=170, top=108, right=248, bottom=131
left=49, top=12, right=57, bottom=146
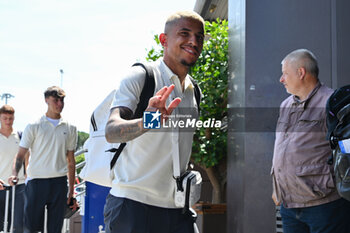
left=106, top=107, right=147, bottom=143
left=15, top=157, right=24, bottom=174
left=117, top=120, right=144, bottom=142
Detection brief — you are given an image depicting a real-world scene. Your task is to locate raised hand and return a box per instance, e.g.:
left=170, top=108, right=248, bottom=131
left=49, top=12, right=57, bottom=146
left=146, top=84, right=181, bottom=122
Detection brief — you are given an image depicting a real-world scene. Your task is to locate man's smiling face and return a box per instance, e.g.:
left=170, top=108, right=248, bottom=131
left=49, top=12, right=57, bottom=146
left=162, top=18, right=204, bottom=68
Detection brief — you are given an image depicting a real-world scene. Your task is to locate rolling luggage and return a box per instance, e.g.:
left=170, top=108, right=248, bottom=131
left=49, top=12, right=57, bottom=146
left=2, top=184, right=16, bottom=233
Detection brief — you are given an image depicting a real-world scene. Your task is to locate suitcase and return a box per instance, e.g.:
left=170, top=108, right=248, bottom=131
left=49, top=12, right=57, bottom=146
left=2, top=184, right=16, bottom=233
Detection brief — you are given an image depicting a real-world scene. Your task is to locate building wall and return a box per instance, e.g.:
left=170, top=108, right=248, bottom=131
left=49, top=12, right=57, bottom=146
left=227, top=0, right=349, bottom=232
left=336, top=0, right=350, bottom=88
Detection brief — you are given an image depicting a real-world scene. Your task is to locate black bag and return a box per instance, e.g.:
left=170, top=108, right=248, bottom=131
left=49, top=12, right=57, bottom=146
left=106, top=63, right=201, bottom=171
left=326, top=84, right=350, bottom=201
left=64, top=198, right=79, bottom=219
left=79, top=62, right=202, bottom=187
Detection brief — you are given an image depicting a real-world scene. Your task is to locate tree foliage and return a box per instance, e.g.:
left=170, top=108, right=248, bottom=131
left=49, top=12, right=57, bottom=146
left=190, top=19, right=228, bottom=168
left=76, top=131, right=89, bottom=174
left=76, top=131, right=89, bottom=150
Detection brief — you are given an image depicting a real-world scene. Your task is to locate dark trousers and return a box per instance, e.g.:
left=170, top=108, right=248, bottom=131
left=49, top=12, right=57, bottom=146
left=280, top=198, right=350, bottom=233
left=104, top=194, right=195, bottom=233
left=0, top=184, right=25, bottom=233
left=24, top=177, right=67, bottom=233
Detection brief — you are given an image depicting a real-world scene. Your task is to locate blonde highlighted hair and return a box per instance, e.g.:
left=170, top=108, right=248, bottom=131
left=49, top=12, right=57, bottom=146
left=164, top=11, right=205, bottom=34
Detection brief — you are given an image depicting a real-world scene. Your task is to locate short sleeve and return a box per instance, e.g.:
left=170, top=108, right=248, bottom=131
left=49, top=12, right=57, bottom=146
left=67, top=125, right=78, bottom=151
left=111, top=66, right=146, bottom=114
left=19, top=124, right=35, bottom=149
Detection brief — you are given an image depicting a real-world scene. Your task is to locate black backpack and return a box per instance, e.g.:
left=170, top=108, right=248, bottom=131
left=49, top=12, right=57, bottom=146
left=80, top=63, right=201, bottom=187
left=101, top=63, right=201, bottom=170
left=326, top=84, right=350, bottom=200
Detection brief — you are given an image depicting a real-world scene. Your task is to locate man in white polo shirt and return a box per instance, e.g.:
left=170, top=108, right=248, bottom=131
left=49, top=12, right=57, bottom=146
left=104, top=11, right=204, bottom=233
left=0, top=105, right=27, bottom=232
left=9, top=86, right=78, bottom=233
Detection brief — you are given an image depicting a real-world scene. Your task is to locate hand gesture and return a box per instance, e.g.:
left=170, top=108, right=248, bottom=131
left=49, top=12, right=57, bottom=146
left=146, top=84, right=181, bottom=122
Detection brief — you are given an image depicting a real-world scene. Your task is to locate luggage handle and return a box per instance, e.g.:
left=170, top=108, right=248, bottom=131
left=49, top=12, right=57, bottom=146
left=3, top=185, right=10, bottom=233
left=3, top=180, right=17, bottom=233
left=10, top=184, right=16, bottom=233
left=3, top=184, right=11, bottom=191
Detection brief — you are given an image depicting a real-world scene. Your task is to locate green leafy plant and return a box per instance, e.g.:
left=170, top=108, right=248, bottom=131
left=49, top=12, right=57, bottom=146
left=75, top=152, right=85, bottom=175
left=146, top=19, right=228, bottom=203
left=76, top=131, right=89, bottom=150
left=75, top=131, right=89, bottom=176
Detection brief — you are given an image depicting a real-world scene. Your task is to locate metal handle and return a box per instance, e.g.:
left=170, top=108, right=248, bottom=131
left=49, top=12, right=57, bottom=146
left=10, top=185, right=16, bottom=233
left=3, top=190, right=9, bottom=233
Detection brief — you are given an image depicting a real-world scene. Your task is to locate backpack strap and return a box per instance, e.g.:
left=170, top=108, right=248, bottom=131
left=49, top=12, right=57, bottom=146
left=109, top=63, right=155, bottom=170
left=109, top=65, right=202, bottom=170
left=132, top=63, right=156, bottom=119
left=189, top=77, right=201, bottom=114
left=107, top=143, right=126, bottom=169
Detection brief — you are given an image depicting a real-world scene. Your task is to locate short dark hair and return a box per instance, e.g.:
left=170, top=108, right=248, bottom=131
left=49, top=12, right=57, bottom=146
left=44, top=86, right=66, bottom=99
left=0, top=105, right=15, bottom=115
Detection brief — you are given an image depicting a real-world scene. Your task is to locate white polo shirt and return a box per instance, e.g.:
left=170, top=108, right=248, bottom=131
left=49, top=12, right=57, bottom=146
left=110, top=59, right=199, bottom=208
left=0, top=130, right=26, bottom=185
left=20, top=116, right=77, bottom=179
